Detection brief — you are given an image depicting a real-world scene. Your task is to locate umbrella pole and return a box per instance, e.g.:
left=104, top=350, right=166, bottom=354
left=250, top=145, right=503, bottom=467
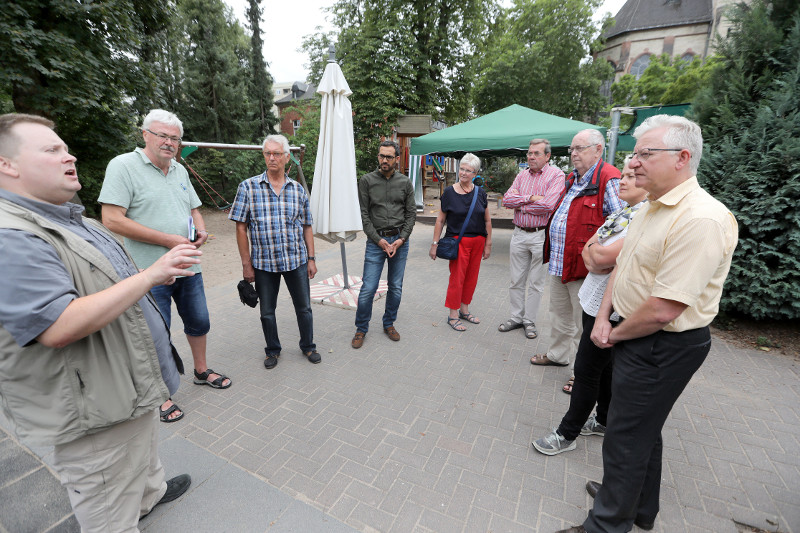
left=340, top=242, right=350, bottom=289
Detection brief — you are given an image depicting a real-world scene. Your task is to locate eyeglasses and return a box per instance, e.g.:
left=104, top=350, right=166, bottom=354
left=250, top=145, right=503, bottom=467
left=631, top=148, right=684, bottom=161
left=146, top=129, right=181, bottom=144
left=378, top=154, right=397, bottom=161
left=527, top=151, right=546, bottom=157
left=264, top=151, right=287, bottom=159
left=567, top=144, right=597, bottom=154
left=459, top=167, right=477, bottom=174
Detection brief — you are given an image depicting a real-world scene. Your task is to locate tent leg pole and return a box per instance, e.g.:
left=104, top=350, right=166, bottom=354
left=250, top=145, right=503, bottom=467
left=340, top=242, right=350, bottom=289
left=607, top=108, right=621, bottom=163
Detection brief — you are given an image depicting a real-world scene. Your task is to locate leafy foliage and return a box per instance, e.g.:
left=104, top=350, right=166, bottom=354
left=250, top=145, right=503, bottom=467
left=692, top=0, right=800, bottom=320
left=473, top=0, right=613, bottom=121
left=284, top=101, right=322, bottom=189
left=245, top=0, right=278, bottom=138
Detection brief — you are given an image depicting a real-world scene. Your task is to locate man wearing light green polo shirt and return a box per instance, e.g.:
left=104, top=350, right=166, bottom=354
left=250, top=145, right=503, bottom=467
left=99, top=109, right=231, bottom=424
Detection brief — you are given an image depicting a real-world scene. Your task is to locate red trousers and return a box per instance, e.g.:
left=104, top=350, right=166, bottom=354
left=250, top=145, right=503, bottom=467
left=445, top=235, right=486, bottom=309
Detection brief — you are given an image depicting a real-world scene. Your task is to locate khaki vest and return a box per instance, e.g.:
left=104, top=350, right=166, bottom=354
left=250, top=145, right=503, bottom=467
left=0, top=198, right=168, bottom=446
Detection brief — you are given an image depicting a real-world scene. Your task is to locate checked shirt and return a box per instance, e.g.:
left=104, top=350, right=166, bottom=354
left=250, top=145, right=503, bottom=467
left=229, top=173, right=312, bottom=273
left=547, top=161, right=623, bottom=276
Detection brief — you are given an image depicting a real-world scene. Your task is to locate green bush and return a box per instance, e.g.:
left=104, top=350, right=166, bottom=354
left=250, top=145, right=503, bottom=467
left=692, top=0, right=800, bottom=319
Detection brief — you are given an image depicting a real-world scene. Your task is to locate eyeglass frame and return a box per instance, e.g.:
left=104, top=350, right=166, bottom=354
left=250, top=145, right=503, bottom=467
left=145, top=129, right=182, bottom=144
left=377, top=154, right=397, bottom=161
left=567, top=144, right=599, bottom=154
left=459, top=166, right=477, bottom=175
left=631, top=148, right=685, bottom=161
left=263, top=151, right=288, bottom=159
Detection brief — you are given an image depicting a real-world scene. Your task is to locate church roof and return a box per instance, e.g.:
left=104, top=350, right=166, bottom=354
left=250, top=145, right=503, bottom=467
left=602, top=0, right=713, bottom=40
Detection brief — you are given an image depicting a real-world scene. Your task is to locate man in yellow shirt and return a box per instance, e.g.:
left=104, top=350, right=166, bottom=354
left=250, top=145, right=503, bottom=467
left=557, top=115, right=738, bottom=533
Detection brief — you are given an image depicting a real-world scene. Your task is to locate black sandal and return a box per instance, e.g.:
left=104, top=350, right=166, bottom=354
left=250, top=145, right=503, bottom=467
left=159, top=400, right=184, bottom=423
left=193, top=368, right=232, bottom=389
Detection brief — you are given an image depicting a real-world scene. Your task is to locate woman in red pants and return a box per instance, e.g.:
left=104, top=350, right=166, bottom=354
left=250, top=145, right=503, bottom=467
left=429, top=153, right=492, bottom=331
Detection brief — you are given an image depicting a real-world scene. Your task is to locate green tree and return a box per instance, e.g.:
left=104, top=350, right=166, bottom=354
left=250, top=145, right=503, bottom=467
left=176, top=0, right=253, bottom=143
left=473, top=0, right=612, bottom=120
left=246, top=0, right=278, bottom=139
left=284, top=101, right=322, bottom=188
left=610, top=54, right=719, bottom=108
left=692, top=0, right=800, bottom=319
left=0, top=0, right=171, bottom=215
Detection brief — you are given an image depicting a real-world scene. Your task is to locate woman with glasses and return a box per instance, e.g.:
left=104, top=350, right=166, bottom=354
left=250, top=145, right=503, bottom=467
left=532, top=157, right=649, bottom=455
left=429, top=153, right=492, bottom=331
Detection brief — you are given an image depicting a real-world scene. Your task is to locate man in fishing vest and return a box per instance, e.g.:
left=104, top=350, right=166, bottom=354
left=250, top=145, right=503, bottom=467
left=0, top=113, right=194, bottom=530
left=99, top=109, right=232, bottom=424
left=531, top=129, right=623, bottom=388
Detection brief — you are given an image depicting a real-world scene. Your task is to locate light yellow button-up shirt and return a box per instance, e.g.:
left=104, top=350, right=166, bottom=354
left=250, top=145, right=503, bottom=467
left=612, top=177, right=738, bottom=332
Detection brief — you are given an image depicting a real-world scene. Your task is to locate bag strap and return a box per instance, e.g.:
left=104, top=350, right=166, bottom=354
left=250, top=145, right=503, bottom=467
left=455, top=186, right=480, bottom=245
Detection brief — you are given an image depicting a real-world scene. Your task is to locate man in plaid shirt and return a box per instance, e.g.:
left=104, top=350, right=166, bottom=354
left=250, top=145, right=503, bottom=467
left=531, top=130, right=622, bottom=391
left=229, top=134, right=321, bottom=369
left=500, top=139, right=565, bottom=341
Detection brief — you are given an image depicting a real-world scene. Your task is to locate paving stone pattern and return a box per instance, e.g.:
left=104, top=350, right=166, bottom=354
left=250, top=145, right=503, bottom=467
left=1, top=226, right=798, bottom=533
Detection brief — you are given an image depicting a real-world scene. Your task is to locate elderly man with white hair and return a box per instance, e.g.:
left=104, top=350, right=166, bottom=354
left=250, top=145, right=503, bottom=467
left=229, top=134, right=321, bottom=370
left=532, top=129, right=623, bottom=394
left=557, top=115, right=738, bottom=533
left=100, top=109, right=232, bottom=425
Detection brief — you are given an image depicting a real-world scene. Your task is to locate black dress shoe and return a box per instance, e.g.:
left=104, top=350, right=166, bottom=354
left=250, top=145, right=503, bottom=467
left=555, top=526, right=586, bottom=533
left=584, top=481, right=653, bottom=530
left=140, top=474, right=191, bottom=520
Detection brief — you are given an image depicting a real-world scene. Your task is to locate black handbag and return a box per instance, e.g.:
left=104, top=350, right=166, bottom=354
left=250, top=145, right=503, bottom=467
left=436, top=186, right=480, bottom=261
left=237, top=279, right=259, bottom=307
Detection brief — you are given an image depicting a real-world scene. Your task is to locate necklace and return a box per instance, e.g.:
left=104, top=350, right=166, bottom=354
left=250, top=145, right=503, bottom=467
left=458, top=182, right=474, bottom=194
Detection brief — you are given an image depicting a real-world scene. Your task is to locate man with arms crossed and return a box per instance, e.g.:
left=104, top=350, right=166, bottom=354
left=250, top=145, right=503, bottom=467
left=532, top=130, right=622, bottom=397
left=100, top=109, right=231, bottom=423
left=351, top=140, right=416, bottom=349
left=499, top=138, right=565, bottom=340
left=229, top=134, right=321, bottom=369
left=0, top=113, right=193, bottom=530
left=557, top=115, right=738, bottom=533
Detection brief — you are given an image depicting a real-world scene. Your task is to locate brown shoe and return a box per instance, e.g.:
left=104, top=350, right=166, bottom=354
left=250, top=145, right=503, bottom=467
left=352, top=331, right=366, bottom=349
left=383, top=326, right=400, bottom=341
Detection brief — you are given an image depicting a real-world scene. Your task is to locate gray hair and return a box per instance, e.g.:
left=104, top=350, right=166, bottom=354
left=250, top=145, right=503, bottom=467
left=263, top=134, right=290, bottom=153
left=578, top=128, right=605, bottom=149
left=529, top=138, right=552, bottom=154
left=460, top=153, right=481, bottom=173
left=142, top=109, right=183, bottom=136
left=633, top=115, right=702, bottom=174
left=623, top=154, right=633, bottom=168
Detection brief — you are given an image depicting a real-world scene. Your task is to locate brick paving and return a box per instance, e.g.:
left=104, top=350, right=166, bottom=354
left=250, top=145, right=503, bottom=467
left=1, top=225, right=798, bottom=532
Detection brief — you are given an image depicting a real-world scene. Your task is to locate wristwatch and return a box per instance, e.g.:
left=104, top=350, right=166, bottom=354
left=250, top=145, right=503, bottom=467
left=308, top=256, right=316, bottom=261
left=432, top=241, right=438, bottom=245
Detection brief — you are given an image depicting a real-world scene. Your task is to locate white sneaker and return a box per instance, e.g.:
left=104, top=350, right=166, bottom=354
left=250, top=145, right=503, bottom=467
left=532, top=428, right=576, bottom=456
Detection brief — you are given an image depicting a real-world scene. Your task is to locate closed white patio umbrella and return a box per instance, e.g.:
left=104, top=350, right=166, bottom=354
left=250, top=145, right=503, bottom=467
left=310, top=47, right=362, bottom=291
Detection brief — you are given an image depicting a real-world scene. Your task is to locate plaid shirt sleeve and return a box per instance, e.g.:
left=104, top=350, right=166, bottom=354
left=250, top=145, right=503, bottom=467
left=228, top=180, right=251, bottom=223
left=602, top=178, right=624, bottom=217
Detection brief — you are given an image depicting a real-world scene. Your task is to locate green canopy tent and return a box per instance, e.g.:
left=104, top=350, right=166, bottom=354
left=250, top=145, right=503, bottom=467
left=614, top=103, right=691, bottom=152
left=409, top=104, right=606, bottom=158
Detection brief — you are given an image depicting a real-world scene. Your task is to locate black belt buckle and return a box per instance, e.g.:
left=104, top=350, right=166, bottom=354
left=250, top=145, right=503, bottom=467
left=379, top=228, right=400, bottom=237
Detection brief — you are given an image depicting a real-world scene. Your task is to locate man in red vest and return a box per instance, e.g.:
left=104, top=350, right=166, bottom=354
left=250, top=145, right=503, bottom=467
left=531, top=130, right=622, bottom=393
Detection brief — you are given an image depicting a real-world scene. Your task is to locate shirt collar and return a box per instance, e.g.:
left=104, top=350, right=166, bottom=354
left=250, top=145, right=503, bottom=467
left=134, top=147, right=177, bottom=173
left=0, top=188, right=84, bottom=226
left=649, top=176, right=699, bottom=207
left=527, top=163, right=549, bottom=177
left=572, top=160, right=600, bottom=184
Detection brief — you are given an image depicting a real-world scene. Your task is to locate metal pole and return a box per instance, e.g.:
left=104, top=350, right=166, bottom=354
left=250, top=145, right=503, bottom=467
left=340, top=242, right=350, bottom=289
left=607, top=108, right=622, bottom=163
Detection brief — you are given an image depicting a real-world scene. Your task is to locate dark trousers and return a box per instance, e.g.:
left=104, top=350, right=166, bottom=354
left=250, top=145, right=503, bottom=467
left=585, top=327, right=711, bottom=532
left=558, top=312, right=615, bottom=441
left=254, top=264, right=315, bottom=356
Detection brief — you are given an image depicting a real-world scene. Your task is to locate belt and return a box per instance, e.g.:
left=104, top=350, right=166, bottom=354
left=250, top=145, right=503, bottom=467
left=377, top=228, right=400, bottom=237
left=515, top=225, right=547, bottom=233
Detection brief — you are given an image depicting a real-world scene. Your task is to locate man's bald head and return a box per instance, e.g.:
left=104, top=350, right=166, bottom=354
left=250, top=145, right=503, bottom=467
left=0, top=114, right=55, bottom=158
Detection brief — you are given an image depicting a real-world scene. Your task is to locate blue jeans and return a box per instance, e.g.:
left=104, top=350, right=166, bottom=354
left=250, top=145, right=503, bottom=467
left=150, top=273, right=210, bottom=336
left=254, top=264, right=315, bottom=356
left=355, top=236, right=409, bottom=333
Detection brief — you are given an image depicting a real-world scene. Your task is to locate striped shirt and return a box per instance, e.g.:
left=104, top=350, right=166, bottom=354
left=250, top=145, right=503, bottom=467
left=502, top=163, right=565, bottom=228
left=228, top=173, right=312, bottom=272
left=548, top=161, right=623, bottom=276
